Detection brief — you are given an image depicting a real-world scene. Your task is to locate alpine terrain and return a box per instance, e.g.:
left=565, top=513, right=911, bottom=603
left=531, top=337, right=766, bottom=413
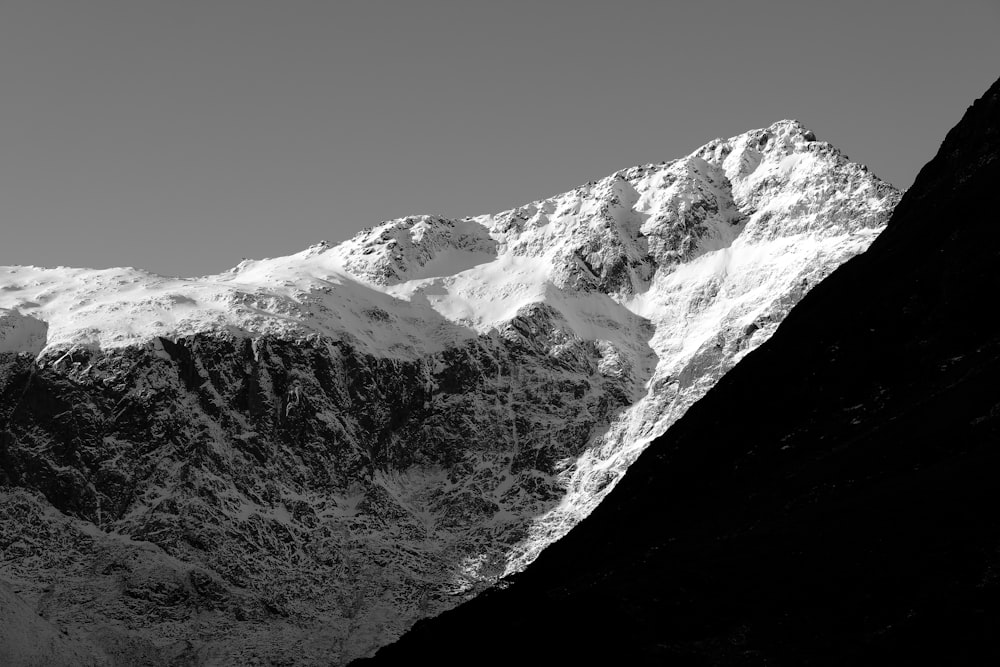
left=0, top=120, right=897, bottom=665
left=359, top=78, right=1000, bottom=665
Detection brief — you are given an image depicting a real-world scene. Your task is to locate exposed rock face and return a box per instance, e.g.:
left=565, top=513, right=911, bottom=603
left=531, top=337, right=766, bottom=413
left=358, top=78, right=1000, bottom=666
left=0, top=120, right=898, bottom=664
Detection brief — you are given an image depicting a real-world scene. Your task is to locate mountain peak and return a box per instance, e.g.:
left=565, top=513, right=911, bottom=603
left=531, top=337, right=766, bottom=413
left=0, top=119, right=904, bottom=664
left=0, top=121, right=896, bottom=357
left=356, top=76, right=1000, bottom=667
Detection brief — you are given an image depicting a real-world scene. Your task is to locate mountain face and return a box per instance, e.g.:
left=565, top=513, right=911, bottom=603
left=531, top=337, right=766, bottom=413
left=358, top=79, right=1000, bottom=666
left=0, top=121, right=897, bottom=665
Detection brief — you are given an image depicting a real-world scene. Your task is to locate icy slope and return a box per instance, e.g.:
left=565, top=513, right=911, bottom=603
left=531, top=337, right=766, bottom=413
left=0, top=119, right=898, bottom=664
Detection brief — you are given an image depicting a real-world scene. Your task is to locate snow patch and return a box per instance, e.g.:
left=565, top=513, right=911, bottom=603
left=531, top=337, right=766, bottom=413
left=0, top=308, right=48, bottom=356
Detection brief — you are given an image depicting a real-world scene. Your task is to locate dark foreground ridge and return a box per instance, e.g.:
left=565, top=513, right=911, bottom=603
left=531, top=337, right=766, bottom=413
left=357, top=77, right=1000, bottom=665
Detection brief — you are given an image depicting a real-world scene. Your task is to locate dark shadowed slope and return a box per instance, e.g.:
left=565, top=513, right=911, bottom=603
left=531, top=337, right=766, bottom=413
left=0, top=581, right=100, bottom=666
left=357, top=77, right=1000, bottom=666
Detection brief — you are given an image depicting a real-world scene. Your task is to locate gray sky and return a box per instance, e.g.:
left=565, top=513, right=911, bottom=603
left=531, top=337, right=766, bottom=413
left=1, top=0, right=998, bottom=277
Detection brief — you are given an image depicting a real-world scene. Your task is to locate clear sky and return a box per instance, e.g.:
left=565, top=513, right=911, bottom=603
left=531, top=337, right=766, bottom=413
left=1, top=0, right=997, bottom=277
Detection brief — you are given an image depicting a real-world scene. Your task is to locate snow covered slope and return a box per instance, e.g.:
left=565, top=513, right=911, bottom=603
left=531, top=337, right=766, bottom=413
left=0, top=120, right=898, bottom=664
left=0, top=309, right=48, bottom=356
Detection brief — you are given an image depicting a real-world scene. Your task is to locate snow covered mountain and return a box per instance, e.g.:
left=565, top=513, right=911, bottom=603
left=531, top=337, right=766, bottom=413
left=0, top=120, right=898, bottom=665
left=358, top=75, right=1000, bottom=667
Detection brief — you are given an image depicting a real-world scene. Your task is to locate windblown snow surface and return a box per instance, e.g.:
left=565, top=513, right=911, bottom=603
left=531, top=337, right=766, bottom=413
left=0, top=121, right=899, bottom=664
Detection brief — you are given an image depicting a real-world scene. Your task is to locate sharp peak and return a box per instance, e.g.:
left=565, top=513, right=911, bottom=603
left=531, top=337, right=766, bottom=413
left=296, top=118, right=863, bottom=261
left=745, top=118, right=814, bottom=137
left=760, top=118, right=820, bottom=141
left=698, top=118, right=819, bottom=148
left=765, top=118, right=809, bottom=130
